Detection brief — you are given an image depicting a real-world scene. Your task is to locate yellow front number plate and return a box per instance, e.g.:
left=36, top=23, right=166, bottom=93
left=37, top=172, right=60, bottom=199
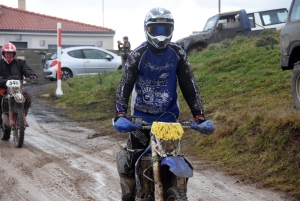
left=151, top=122, right=184, bottom=140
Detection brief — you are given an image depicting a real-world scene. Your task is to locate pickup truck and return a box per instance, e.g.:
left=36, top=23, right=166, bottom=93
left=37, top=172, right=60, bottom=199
left=280, top=0, right=300, bottom=108
left=176, top=8, right=288, bottom=54
left=175, top=9, right=260, bottom=53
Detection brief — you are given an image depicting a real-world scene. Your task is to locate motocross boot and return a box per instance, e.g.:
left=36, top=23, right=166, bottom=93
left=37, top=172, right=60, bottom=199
left=120, top=177, right=135, bottom=201
left=1, top=127, right=11, bottom=141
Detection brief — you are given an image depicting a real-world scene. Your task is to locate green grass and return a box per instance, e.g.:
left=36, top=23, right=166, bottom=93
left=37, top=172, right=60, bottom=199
left=42, top=29, right=300, bottom=199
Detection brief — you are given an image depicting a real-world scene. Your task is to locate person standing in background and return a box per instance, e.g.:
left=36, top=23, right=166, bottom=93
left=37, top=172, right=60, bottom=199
left=118, top=36, right=131, bottom=70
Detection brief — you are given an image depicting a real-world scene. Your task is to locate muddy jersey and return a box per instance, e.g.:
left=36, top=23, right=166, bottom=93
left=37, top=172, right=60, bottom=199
left=115, top=41, right=204, bottom=123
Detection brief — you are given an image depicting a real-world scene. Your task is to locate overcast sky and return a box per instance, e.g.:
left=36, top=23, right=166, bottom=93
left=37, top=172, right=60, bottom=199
left=0, top=0, right=293, bottom=49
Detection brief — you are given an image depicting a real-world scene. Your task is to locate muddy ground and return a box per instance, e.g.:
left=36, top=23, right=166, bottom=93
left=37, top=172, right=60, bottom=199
left=0, top=82, right=297, bottom=201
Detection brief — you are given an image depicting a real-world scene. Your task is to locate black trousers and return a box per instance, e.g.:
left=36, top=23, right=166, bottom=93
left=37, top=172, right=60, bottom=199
left=116, top=129, right=150, bottom=178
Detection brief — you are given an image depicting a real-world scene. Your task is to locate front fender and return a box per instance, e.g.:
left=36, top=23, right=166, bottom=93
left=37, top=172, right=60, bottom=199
left=13, top=92, right=26, bottom=103
left=161, top=156, right=193, bottom=178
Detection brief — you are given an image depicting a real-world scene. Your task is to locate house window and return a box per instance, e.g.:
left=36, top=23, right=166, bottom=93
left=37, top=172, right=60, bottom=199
left=10, top=42, right=27, bottom=48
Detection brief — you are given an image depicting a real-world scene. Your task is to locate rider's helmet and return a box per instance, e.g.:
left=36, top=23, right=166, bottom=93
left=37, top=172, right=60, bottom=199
left=144, top=7, right=174, bottom=50
left=1, top=42, right=17, bottom=64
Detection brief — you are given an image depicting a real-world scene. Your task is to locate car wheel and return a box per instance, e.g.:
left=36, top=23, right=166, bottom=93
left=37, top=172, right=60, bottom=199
left=49, top=78, right=56, bottom=81
left=61, top=68, right=73, bottom=81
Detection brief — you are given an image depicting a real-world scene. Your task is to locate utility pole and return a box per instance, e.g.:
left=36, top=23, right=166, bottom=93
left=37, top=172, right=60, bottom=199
left=102, top=0, right=104, bottom=26
left=219, top=0, right=221, bottom=13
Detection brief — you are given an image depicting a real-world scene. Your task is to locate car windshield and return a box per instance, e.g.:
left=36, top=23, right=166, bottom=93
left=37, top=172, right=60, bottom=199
left=203, top=15, right=218, bottom=31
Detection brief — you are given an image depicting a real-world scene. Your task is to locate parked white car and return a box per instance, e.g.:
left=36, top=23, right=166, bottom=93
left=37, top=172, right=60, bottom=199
left=43, top=46, right=122, bottom=81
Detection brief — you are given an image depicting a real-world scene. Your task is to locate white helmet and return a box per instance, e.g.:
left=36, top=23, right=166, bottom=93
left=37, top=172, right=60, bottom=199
left=144, top=7, right=174, bottom=50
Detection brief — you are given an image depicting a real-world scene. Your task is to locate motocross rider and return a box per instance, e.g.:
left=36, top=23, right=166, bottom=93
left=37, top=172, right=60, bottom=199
left=0, top=42, right=37, bottom=141
left=114, top=7, right=209, bottom=201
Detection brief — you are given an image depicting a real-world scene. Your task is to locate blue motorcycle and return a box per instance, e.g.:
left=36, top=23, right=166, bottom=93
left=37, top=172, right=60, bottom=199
left=113, top=114, right=215, bottom=201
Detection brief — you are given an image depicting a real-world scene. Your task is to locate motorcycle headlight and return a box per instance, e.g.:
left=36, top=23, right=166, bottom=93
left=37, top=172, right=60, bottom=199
left=160, top=139, right=179, bottom=153
left=12, top=86, right=20, bottom=92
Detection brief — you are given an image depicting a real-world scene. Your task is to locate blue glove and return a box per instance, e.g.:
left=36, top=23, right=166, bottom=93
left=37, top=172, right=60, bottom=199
left=190, top=119, right=215, bottom=134
left=113, top=117, right=142, bottom=133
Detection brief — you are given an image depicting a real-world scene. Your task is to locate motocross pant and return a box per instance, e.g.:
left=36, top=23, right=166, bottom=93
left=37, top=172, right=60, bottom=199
left=119, top=177, right=136, bottom=201
left=0, top=96, right=10, bottom=140
left=116, top=129, right=150, bottom=200
left=121, top=58, right=126, bottom=72
left=22, top=90, right=32, bottom=116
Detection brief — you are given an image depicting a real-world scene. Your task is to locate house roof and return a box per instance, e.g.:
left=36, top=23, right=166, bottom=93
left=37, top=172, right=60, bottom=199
left=0, top=4, right=115, bottom=33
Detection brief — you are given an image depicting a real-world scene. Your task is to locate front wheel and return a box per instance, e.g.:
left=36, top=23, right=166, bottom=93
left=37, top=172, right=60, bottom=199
left=291, top=63, right=300, bottom=109
left=13, top=106, right=25, bottom=148
left=165, top=187, right=188, bottom=201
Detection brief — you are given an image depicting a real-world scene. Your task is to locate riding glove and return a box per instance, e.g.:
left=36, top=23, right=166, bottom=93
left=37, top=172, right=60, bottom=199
left=195, top=114, right=206, bottom=124
left=114, top=112, right=127, bottom=122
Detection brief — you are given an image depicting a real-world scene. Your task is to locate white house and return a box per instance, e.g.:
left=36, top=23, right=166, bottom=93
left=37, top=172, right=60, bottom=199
left=0, top=0, right=115, bottom=50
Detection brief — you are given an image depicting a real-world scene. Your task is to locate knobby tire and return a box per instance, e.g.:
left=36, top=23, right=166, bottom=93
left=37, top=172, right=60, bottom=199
left=14, top=105, right=25, bottom=148
left=165, top=187, right=188, bottom=201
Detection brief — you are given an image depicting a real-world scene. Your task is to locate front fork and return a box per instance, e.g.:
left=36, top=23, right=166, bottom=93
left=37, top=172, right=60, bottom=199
left=151, top=135, right=164, bottom=201
left=7, top=95, right=14, bottom=128
left=7, top=95, right=26, bottom=130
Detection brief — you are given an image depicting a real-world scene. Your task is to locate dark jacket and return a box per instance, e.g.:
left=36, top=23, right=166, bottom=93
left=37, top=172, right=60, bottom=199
left=115, top=41, right=204, bottom=123
left=0, top=59, right=37, bottom=88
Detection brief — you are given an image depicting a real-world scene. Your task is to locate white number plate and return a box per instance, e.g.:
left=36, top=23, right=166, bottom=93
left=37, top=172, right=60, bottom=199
left=6, top=80, right=21, bottom=87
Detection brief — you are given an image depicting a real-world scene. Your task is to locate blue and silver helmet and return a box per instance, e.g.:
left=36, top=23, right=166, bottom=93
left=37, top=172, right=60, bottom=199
left=144, top=7, right=174, bottom=49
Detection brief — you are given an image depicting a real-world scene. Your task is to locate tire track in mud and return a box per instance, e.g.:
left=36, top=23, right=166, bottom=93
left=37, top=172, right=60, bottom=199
left=0, top=111, right=123, bottom=201
left=27, top=115, right=122, bottom=200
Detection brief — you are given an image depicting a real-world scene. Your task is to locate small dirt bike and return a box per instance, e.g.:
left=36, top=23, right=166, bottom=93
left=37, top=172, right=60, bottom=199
left=113, top=113, right=215, bottom=201
left=0, top=76, right=34, bottom=148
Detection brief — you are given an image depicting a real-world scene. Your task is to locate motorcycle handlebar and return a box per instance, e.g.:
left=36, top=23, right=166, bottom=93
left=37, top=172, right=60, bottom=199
left=23, top=77, right=39, bottom=84
left=113, top=116, right=215, bottom=135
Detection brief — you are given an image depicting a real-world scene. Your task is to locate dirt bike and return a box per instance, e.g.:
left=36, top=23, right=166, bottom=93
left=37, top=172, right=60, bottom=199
left=0, top=76, right=36, bottom=148
left=113, top=112, right=215, bottom=201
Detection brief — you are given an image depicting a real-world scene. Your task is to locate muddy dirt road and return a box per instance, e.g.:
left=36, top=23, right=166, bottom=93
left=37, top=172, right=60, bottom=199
left=0, top=83, right=296, bottom=201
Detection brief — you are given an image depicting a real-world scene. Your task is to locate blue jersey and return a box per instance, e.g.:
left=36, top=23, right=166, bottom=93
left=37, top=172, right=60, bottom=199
left=115, top=42, right=204, bottom=123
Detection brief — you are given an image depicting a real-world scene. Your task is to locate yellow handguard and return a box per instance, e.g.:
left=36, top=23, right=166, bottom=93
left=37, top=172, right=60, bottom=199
left=151, top=122, right=184, bottom=140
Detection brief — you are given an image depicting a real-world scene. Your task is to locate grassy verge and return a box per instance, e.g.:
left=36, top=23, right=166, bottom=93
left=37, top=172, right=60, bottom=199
left=41, top=29, right=300, bottom=199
